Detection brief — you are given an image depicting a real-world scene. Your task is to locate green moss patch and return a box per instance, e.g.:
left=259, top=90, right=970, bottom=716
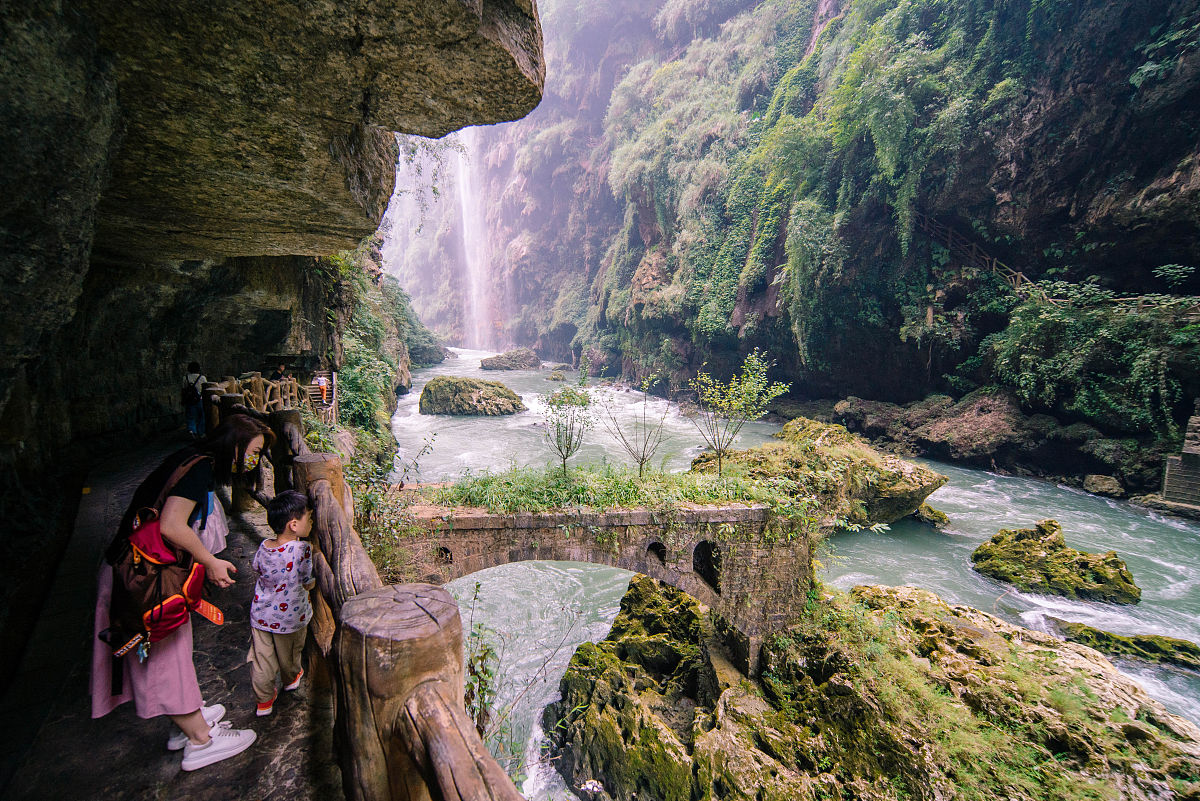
left=417, top=375, right=526, bottom=416
left=1050, top=617, right=1200, bottom=672
left=971, top=519, right=1141, bottom=604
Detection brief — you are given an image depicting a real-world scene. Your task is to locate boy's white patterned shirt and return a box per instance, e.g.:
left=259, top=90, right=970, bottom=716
left=250, top=540, right=314, bottom=634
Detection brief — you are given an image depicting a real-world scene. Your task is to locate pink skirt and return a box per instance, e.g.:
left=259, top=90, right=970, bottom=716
left=90, top=564, right=203, bottom=720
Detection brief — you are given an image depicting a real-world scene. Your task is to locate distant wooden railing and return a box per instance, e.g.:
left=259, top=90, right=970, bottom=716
left=913, top=210, right=1043, bottom=300
left=293, top=453, right=523, bottom=801
left=914, top=211, right=1200, bottom=318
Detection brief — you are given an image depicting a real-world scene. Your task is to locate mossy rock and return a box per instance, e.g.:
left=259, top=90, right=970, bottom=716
left=417, top=375, right=526, bottom=416
left=1049, top=617, right=1200, bottom=671
left=913, top=503, right=950, bottom=528
left=479, top=347, right=541, bottom=370
left=691, top=416, right=946, bottom=525
left=971, top=519, right=1141, bottom=604
left=548, top=369, right=566, bottom=381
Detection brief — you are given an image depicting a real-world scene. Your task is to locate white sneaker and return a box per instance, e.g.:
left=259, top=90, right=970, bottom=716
left=180, top=721, right=257, bottom=771
left=167, top=704, right=227, bottom=751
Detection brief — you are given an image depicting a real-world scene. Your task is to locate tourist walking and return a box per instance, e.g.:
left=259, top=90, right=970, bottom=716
left=248, top=490, right=315, bottom=716
left=91, top=413, right=275, bottom=771
left=182, top=361, right=207, bottom=439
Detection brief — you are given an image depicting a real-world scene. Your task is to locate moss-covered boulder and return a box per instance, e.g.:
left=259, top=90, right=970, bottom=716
left=691, top=416, right=946, bottom=525
left=913, top=503, right=950, bottom=528
left=548, top=370, right=566, bottom=381
left=545, top=577, right=1200, bottom=801
left=417, top=376, right=526, bottom=416
left=971, top=519, right=1141, bottom=604
left=480, top=347, right=541, bottom=370
left=1049, top=617, right=1200, bottom=672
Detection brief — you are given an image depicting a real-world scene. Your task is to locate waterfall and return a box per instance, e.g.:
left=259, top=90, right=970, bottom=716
left=454, top=129, right=492, bottom=350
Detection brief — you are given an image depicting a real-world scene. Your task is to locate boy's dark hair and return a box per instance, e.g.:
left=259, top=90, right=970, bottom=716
left=267, top=490, right=311, bottom=535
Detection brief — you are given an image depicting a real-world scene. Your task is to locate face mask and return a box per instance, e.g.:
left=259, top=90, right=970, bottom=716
left=239, top=452, right=261, bottom=473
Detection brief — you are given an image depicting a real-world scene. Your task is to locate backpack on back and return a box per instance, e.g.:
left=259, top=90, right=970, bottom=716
left=181, top=375, right=202, bottom=406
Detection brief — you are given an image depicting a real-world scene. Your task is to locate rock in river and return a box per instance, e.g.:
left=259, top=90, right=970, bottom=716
left=480, top=347, right=542, bottom=370
left=544, top=577, right=1200, bottom=801
left=971, top=518, right=1141, bottom=604
left=417, top=376, right=526, bottom=416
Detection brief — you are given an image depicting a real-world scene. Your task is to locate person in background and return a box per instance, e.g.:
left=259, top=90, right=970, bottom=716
left=267, top=363, right=288, bottom=382
left=182, top=361, right=207, bottom=439
left=313, top=373, right=329, bottom=405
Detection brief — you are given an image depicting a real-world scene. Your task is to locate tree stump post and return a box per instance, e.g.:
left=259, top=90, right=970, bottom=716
left=268, top=409, right=303, bottom=492
left=202, top=385, right=222, bottom=431
left=295, top=453, right=346, bottom=510
left=335, top=585, right=524, bottom=801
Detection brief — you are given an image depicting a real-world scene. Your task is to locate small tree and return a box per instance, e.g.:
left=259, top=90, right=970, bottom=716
left=541, top=385, right=593, bottom=477
left=598, top=374, right=671, bottom=478
left=687, top=349, right=790, bottom=476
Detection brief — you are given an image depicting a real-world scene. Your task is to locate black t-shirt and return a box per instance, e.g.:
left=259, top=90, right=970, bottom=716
left=168, top=457, right=213, bottom=529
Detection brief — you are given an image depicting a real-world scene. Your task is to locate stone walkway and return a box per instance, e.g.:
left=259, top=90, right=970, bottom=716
left=1, top=435, right=342, bottom=800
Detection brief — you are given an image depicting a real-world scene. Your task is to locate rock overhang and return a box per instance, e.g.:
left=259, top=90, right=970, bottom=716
left=83, top=0, right=546, bottom=260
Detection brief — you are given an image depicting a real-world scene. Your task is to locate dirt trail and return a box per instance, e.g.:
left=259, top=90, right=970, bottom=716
left=805, top=0, right=844, bottom=60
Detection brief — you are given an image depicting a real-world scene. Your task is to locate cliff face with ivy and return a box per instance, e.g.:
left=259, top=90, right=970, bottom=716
left=393, top=0, right=1200, bottom=457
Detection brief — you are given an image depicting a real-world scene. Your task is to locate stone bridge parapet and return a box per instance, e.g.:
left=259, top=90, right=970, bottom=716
left=393, top=503, right=814, bottom=673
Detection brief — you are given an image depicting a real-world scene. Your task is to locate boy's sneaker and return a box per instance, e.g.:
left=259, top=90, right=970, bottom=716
left=283, top=668, right=304, bottom=692
left=180, top=722, right=256, bottom=771
left=167, top=704, right=227, bottom=751
left=256, top=691, right=277, bottom=717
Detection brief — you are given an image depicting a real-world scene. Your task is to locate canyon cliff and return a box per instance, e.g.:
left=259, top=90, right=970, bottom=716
left=391, top=0, right=1200, bottom=486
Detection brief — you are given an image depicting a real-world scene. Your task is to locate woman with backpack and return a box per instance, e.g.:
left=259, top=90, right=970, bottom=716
left=182, top=361, right=207, bottom=439
left=91, top=414, right=275, bottom=771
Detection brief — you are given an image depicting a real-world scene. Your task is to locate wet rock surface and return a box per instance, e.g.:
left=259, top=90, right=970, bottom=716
left=1049, top=617, right=1200, bottom=673
left=971, top=519, right=1142, bottom=604
left=479, top=347, right=542, bottom=370
left=692, top=416, right=946, bottom=526
left=546, top=577, right=1200, bottom=801
left=418, top=375, right=526, bottom=415
left=834, top=389, right=1169, bottom=493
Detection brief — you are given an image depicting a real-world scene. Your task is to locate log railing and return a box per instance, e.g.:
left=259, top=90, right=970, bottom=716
left=294, top=452, right=523, bottom=801
left=914, top=211, right=1200, bottom=318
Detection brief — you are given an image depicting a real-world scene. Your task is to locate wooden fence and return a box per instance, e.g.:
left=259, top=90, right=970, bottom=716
left=205, top=394, right=518, bottom=801
left=914, top=210, right=1200, bottom=318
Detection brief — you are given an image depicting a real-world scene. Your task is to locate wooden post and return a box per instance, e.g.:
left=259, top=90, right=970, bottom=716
left=295, top=453, right=347, bottom=510
left=202, top=386, right=222, bottom=432
left=335, top=585, right=524, bottom=801
left=269, top=409, right=303, bottom=493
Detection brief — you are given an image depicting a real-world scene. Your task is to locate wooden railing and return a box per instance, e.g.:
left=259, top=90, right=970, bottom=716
left=914, top=211, right=1200, bottom=318
left=203, top=383, right=520, bottom=798
left=913, top=210, right=1043, bottom=300
left=291, top=454, right=522, bottom=801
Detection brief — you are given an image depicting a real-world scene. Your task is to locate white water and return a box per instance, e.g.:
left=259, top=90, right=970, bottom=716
left=454, top=130, right=493, bottom=350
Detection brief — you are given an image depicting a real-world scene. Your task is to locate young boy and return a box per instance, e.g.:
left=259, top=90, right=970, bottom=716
left=249, top=490, right=315, bottom=716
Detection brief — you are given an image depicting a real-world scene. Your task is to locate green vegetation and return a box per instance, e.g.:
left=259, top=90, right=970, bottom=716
left=432, top=464, right=797, bottom=518
left=978, top=282, right=1200, bottom=436
left=540, top=385, right=594, bottom=476
left=692, top=415, right=946, bottom=527
left=549, top=577, right=1200, bottom=800
left=597, top=374, right=671, bottom=478
left=686, top=350, right=789, bottom=476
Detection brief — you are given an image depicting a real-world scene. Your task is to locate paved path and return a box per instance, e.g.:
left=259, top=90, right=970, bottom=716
left=1, top=436, right=342, bottom=800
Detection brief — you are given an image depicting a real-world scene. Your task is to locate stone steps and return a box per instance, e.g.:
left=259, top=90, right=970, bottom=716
left=1163, top=455, right=1200, bottom=504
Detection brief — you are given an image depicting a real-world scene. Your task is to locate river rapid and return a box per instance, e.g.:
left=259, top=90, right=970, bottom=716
left=391, top=349, right=1200, bottom=798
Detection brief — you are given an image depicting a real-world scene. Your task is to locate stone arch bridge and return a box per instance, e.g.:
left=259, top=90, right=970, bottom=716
left=395, top=503, right=815, bottom=674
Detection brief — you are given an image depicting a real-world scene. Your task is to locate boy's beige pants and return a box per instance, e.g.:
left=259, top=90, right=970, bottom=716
left=248, top=627, right=307, bottom=701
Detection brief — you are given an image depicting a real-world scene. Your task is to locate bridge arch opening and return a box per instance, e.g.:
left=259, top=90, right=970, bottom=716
left=647, top=541, right=667, bottom=565
left=693, top=541, right=721, bottom=594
